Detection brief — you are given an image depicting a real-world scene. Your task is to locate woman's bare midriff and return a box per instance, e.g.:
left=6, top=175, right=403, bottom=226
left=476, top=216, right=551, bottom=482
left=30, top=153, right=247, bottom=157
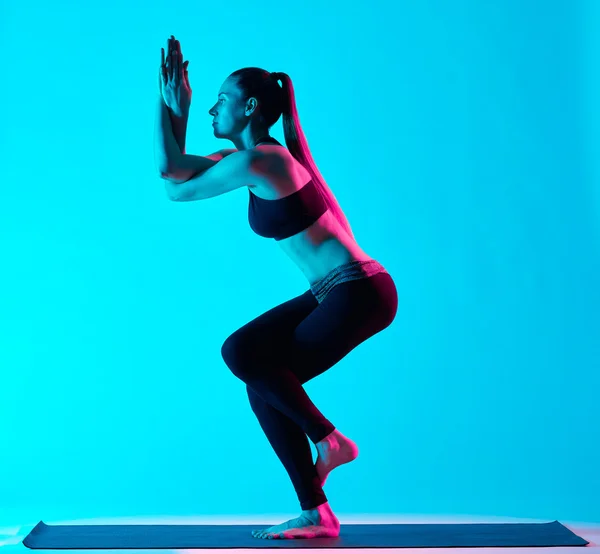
left=250, top=145, right=373, bottom=285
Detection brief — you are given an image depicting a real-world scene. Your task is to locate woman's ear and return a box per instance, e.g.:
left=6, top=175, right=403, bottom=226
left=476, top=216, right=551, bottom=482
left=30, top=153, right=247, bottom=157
left=245, top=97, right=258, bottom=116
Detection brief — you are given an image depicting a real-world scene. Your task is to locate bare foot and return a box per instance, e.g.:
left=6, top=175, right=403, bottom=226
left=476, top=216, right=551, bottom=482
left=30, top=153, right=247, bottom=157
left=251, top=502, right=340, bottom=539
left=315, top=429, right=359, bottom=487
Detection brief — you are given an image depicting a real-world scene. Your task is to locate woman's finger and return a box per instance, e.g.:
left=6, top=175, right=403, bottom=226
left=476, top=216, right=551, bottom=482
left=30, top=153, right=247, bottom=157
left=173, top=51, right=179, bottom=84
left=161, top=56, right=167, bottom=92
left=166, top=37, right=172, bottom=81
left=173, top=37, right=182, bottom=81
left=183, top=60, right=189, bottom=83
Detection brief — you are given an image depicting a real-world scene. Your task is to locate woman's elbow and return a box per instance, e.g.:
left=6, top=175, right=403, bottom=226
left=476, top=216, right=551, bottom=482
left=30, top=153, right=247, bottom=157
left=160, top=175, right=179, bottom=200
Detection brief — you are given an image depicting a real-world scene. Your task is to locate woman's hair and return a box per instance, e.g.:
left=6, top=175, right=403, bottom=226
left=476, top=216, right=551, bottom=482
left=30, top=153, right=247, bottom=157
left=230, top=67, right=355, bottom=241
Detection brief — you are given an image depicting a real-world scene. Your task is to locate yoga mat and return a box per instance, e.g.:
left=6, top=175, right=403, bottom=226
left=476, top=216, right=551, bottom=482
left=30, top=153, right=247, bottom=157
left=22, top=519, right=589, bottom=549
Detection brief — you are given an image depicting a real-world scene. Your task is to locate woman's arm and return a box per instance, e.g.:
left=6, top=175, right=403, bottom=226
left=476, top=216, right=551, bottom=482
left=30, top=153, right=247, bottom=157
left=161, top=149, right=238, bottom=183
left=154, top=96, right=182, bottom=176
left=215, top=148, right=238, bottom=159
left=169, top=107, right=189, bottom=154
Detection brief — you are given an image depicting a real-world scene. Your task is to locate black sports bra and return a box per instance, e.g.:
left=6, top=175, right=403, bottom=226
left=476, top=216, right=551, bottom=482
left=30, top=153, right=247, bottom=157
left=247, top=137, right=328, bottom=241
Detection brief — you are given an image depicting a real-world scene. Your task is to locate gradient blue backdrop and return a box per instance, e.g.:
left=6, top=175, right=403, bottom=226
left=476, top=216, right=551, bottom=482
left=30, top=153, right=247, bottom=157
left=1, top=0, right=599, bottom=527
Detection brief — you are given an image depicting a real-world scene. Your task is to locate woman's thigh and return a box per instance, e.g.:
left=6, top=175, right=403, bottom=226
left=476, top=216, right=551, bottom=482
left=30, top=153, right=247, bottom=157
left=289, top=272, right=398, bottom=384
left=220, top=288, right=319, bottom=369
left=221, top=272, right=398, bottom=383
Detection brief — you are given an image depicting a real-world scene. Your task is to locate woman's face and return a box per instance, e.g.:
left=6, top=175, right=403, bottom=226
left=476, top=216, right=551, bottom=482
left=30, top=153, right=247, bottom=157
left=208, top=77, right=248, bottom=137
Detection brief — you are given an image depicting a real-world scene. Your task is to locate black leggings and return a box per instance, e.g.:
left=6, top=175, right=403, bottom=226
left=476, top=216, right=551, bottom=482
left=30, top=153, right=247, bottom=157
left=220, top=261, right=398, bottom=511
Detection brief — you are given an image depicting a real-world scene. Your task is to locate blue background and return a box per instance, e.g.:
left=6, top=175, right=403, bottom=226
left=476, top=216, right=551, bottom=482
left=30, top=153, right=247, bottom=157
left=1, top=0, right=599, bottom=527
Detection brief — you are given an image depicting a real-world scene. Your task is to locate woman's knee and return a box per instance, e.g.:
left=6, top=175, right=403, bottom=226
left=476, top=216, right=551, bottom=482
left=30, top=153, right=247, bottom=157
left=221, top=330, right=269, bottom=378
left=220, top=332, right=246, bottom=372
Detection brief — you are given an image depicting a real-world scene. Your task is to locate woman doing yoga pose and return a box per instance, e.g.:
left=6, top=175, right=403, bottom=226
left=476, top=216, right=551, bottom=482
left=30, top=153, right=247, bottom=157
left=157, top=35, right=398, bottom=540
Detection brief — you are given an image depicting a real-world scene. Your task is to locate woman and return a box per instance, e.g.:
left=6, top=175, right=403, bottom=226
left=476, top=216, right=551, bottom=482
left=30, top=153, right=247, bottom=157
left=157, top=36, right=398, bottom=540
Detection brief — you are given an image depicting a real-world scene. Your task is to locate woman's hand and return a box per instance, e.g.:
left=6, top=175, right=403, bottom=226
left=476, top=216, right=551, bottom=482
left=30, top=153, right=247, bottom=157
left=159, top=35, right=192, bottom=117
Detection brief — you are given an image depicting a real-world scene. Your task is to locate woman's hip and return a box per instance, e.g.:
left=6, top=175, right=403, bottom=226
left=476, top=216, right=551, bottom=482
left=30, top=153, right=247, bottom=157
left=310, top=259, right=394, bottom=303
left=307, top=259, right=398, bottom=333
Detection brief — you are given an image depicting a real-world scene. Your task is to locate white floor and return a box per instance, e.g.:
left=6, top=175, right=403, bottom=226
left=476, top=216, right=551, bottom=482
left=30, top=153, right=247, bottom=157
left=0, top=514, right=597, bottom=554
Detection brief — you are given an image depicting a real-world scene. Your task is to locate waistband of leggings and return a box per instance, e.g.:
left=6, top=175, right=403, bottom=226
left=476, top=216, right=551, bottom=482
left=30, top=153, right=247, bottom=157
left=309, top=259, right=388, bottom=298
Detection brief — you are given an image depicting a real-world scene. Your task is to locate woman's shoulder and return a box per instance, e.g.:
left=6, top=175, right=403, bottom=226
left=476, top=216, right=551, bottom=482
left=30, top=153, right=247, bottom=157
left=252, top=146, right=308, bottom=177
left=249, top=147, right=312, bottom=199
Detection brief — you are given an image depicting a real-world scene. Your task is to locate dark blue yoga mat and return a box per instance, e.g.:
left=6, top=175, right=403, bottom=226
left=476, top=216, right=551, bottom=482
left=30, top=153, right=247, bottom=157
left=22, top=519, right=589, bottom=549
